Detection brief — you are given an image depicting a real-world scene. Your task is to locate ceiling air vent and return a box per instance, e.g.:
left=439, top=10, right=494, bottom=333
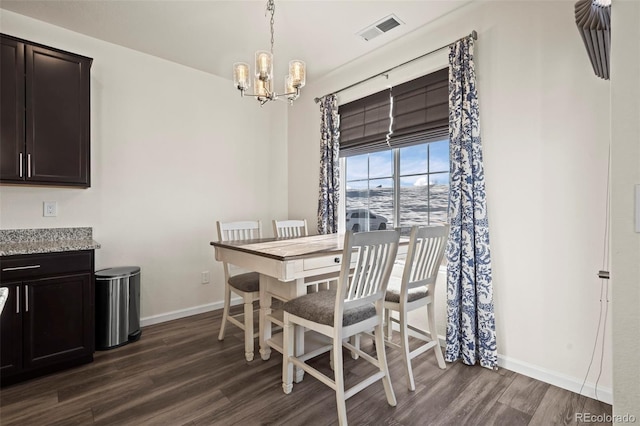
left=357, top=14, right=404, bottom=41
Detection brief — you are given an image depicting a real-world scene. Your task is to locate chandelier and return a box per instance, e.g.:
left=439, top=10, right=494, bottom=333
left=233, top=0, right=306, bottom=105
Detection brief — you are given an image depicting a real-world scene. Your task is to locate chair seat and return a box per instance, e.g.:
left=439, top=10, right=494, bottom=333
left=385, top=277, right=428, bottom=303
left=228, top=272, right=260, bottom=293
left=283, top=289, right=376, bottom=327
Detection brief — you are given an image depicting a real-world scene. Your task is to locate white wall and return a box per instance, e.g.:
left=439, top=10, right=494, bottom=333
left=611, top=0, right=640, bottom=420
left=288, top=1, right=613, bottom=401
left=1, top=0, right=624, bottom=407
left=0, top=10, right=289, bottom=321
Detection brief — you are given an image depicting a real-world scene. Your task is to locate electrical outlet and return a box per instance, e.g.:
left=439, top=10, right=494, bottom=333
left=201, top=271, right=210, bottom=284
left=43, top=201, right=57, bottom=217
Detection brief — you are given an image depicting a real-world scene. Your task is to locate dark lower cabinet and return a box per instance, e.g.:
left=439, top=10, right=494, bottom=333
left=0, top=34, right=92, bottom=187
left=0, top=251, right=95, bottom=386
left=0, top=282, right=22, bottom=377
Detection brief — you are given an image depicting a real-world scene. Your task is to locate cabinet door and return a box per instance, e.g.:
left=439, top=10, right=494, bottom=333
left=25, top=44, right=91, bottom=186
left=23, top=273, right=93, bottom=370
left=0, top=36, right=25, bottom=182
left=0, top=282, right=23, bottom=378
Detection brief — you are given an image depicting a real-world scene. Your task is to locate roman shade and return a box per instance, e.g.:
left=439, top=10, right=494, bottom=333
left=338, top=68, right=448, bottom=157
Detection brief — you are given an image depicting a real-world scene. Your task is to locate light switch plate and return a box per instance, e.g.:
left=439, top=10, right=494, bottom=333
left=43, top=201, right=57, bottom=217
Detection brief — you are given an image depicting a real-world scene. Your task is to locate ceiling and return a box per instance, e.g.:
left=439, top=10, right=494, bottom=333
left=1, top=1, right=470, bottom=83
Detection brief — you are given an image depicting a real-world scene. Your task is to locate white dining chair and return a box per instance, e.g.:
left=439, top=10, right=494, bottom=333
left=282, top=229, right=400, bottom=426
left=216, top=220, right=262, bottom=361
left=273, top=218, right=332, bottom=294
left=272, top=219, right=308, bottom=238
left=384, top=224, right=449, bottom=391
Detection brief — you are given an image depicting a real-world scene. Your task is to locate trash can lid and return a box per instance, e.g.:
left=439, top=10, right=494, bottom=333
left=95, top=266, right=140, bottom=278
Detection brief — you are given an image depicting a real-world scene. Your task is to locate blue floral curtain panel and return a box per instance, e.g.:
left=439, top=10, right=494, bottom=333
left=446, top=36, right=497, bottom=369
left=317, top=95, right=340, bottom=234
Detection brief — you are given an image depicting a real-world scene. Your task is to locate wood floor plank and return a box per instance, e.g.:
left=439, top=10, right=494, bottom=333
left=579, top=397, right=615, bottom=426
left=498, top=373, right=550, bottom=416
left=475, top=401, right=532, bottom=426
left=0, top=390, right=59, bottom=424
left=426, top=364, right=517, bottom=425
left=91, top=372, right=227, bottom=424
left=0, top=309, right=612, bottom=426
left=47, top=410, right=95, bottom=426
left=529, top=385, right=588, bottom=426
left=378, top=360, right=484, bottom=425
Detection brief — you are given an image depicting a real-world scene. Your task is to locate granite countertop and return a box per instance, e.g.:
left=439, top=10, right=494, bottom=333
left=0, top=227, right=101, bottom=256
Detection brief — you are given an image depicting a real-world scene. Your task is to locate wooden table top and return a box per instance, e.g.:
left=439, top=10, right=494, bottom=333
left=211, top=233, right=410, bottom=262
left=210, top=234, right=346, bottom=261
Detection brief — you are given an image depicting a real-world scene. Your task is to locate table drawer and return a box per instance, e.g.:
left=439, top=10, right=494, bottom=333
left=303, top=254, right=343, bottom=271
left=0, top=251, right=93, bottom=282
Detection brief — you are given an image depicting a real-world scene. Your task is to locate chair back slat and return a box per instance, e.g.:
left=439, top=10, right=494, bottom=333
left=216, top=220, right=263, bottom=284
left=403, top=225, right=449, bottom=292
left=217, top=220, right=262, bottom=242
left=340, top=230, right=400, bottom=315
left=273, top=219, right=308, bottom=238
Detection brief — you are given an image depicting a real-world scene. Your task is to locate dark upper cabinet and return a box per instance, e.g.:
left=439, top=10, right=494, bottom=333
left=0, top=34, right=92, bottom=187
left=0, top=37, right=25, bottom=182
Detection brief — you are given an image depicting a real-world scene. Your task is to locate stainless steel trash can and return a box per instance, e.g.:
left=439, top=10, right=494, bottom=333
left=95, top=266, right=141, bottom=350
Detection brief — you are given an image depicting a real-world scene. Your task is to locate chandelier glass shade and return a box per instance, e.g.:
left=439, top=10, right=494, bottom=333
left=233, top=0, right=306, bottom=105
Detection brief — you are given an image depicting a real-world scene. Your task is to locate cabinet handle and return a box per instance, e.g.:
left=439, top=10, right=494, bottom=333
left=2, top=265, right=41, bottom=272
left=27, top=154, right=32, bottom=178
left=25, top=285, right=29, bottom=312
left=16, top=287, right=20, bottom=314
left=19, top=152, right=23, bottom=178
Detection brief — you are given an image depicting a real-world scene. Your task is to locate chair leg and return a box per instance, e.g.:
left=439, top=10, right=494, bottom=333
left=350, top=335, right=360, bottom=360
left=385, top=309, right=392, bottom=340
left=399, top=308, right=415, bottom=391
left=243, top=295, right=254, bottom=362
left=427, top=302, right=446, bottom=369
left=218, top=284, right=231, bottom=341
left=282, top=314, right=294, bottom=394
left=295, top=325, right=305, bottom=383
left=333, top=336, right=348, bottom=426
left=374, top=320, right=397, bottom=406
left=330, top=347, right=335, bottom=371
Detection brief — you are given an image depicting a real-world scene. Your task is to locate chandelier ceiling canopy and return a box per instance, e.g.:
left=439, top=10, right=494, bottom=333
left=233, top=0, right=306, bottom=105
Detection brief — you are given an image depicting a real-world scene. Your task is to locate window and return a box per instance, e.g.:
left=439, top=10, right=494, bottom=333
left=340, top=68, right=449, bottom=234
left=344, top=139, right=449, bottom=234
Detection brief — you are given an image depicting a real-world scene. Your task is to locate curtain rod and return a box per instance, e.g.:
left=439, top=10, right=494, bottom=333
left=314, top=30, right=477, bottom=104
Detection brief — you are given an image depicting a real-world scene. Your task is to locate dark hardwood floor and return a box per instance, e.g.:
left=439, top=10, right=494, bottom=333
left=0, top=307, right=612, bottom=425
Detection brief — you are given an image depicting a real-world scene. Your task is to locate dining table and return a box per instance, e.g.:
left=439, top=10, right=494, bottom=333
left=211, top=233, right=350, bottom=370
left=211, top=232, right=408, bottom=377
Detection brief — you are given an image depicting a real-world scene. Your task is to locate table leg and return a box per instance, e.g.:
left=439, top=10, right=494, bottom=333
left=293, top=278, right=306, bottom=383
left=259, top=274, right=272, bottom=361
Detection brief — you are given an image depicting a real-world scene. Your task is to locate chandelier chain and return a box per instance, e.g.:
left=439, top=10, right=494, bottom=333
left=267, top=0, right=275, bottom=55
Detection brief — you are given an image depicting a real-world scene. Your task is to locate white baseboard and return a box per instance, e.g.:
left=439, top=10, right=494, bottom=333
left=400, top=326, right=613, bottom=405
left=140, top=308, right=612, bottom=405
left=140, top=297, right=243, bottom=327
left=498, top=354, right=613, bottom=405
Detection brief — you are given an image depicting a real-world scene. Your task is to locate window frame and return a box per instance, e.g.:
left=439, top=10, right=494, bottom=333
left=341, top=139, right=450, bottom=233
